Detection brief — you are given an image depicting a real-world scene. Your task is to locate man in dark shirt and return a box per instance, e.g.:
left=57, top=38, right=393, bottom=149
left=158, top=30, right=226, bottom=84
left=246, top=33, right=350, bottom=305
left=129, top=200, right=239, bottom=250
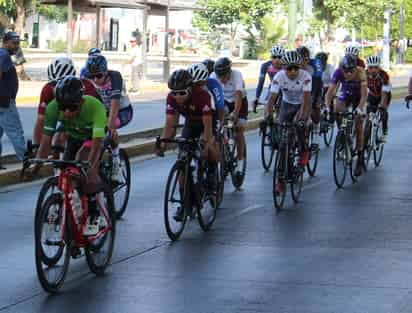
left=0, top=32, right=26, bottom=168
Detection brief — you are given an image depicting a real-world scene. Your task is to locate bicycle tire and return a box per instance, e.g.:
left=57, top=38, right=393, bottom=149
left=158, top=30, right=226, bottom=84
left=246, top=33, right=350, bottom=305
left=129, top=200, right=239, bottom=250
left=260, top=124, right=275, bottom=171
left=307, top=127, right=319, bottom=177
left=291, top=148, right=304, bottom=203
left=230, top=143, right=247, bottom=189
left=164, top=162, right=187, bottom=241
left=85, top=184, right=116, bottom=276
left=323, top=121, right=334, bottom=147
left=216, top=139, right=225, bottom=207
left=363, top=119, right=373, bottom=171
left=35, top=194, right=70, bottom=293
left=333, top=132, right=347, bottom=188
left=374, top=115, right=385, bottom=167
left=273, top=149, right=287, bottom=212
left=197, top=162, right=218, bottom=232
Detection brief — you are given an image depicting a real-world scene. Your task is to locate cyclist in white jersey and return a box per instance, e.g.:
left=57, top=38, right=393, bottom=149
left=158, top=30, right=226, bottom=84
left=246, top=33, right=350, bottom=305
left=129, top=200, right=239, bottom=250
left=267, top=50, right=312, bottom=166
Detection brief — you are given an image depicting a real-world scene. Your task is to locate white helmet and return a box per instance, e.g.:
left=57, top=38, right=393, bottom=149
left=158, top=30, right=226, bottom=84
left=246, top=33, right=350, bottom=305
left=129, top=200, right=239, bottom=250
left=345, top=46, right=360, bottom=57
left=188, top=63, right=209, bottom=83
left=270, top=45, right=285, bottom=58
left=47, top=57, right=76, bottom=81
left=281, top=50, right=302, bottom=66
left=366, top=55, right=381, bottom=67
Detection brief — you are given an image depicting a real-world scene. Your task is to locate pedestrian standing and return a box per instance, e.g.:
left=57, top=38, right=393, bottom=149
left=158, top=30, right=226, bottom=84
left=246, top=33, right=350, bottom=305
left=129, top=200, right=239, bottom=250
left=128, top=37, right=143, bottom=94
left=0, top=31, right=26, bottom=169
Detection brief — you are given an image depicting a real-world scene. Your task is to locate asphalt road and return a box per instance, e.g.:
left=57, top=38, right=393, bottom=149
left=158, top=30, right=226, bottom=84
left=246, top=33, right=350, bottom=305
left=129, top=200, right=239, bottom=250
left=1, top=99, right=412, bottom=312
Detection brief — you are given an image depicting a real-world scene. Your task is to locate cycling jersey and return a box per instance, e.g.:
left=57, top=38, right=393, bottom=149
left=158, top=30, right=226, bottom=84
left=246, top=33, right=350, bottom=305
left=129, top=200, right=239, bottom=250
left=270, top=69, right=312, bottom=105
left=255, top=60, right=281, bottom=99
left=38, top=79, right=100, bottom=115
left=44, top=95, right=107, bottom=141
left=332, top=67, right=366, bottom=103
left=166, top=85, right=213, bottom=123
left=80, top=66, right=88, bottom=79
left=367, top=69, right=391, bottom=97
left=210, top=70, right=247, bottom=103
left=94, top=70, right=130, bottom=110
left=206, top=77, right=224, bottom=110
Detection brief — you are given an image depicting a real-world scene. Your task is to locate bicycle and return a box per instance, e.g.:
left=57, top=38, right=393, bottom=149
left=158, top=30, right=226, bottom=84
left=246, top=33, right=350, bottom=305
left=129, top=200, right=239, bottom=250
left=220, top=116, right=247, bottom=189
left=363, top=106, right=385, bottom=170
left=26, top=158, right=116, bottom=293
left=319, top=97, right=336, bottom=147
left=272, top=120, right=305, bottom=212
left=156, top=136, right=218, bottom=241
left=306, top=122, right=319, bottom=177
left=332, top=106, right=359, bottom=188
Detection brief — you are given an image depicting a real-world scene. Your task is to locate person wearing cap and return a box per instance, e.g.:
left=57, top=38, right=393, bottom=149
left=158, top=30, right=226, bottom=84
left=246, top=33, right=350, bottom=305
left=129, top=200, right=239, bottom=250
left=0, top=31, right=26, bottom=169
left=80, top=47, right=101, bottom=79
left=127, top=37, right=143, bottom=94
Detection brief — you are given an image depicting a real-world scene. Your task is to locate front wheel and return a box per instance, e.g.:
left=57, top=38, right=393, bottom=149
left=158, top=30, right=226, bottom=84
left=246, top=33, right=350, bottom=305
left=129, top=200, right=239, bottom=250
left=374, top=117, right=385, bottom=167
left=306, top=127, right=319, bottom=177
left=260, top=122, right=276, bottom=171
left=230, top=142, right=247, bottom=189
left=291, top=148, right=304, bottom=203
left=273, top=149, right=287, bottom=212
left=333, top=132, right=347, bottom=188
left=197, top=163, right=218, bottom=232
left=35, top=194, right=70, bottom=293
left=323, top=119, right=335, bottom=147
left=85, top=185, right=116, bottom=276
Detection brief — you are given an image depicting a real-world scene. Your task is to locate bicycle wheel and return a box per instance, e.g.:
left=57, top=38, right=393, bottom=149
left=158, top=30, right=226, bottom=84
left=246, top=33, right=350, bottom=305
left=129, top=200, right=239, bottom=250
left=35, top=177, right=63, bottom=265
left=260, top=123, right=275, bottom=171
left=349, top=129, right=358, bottom=183
left=35, top=194, right=70, bottom=293
left=230, top=142, right=247, bottom=189
left=197, top=163, right=218, bottom=232
left=273, top=149, right=287, bottom=211
left=85, top=185, right=116, bottom=276
left=374, top=116, right=385, bottom=167
left=333, top=132, right=347, bottom=188
left=307, top=127, right=319, bottom=177
left=363, top=120, right=373, bottom=171
left=323, top=120, right=334, bottom=147
left=291, top=148, right=304, bottom=203
left=216, top=140, right=225, bottom=207
left=164, top=162, right=188, bottom=241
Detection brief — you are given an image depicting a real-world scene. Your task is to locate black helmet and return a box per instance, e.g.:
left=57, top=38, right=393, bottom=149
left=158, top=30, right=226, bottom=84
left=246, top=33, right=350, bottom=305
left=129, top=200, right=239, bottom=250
left=87, top=55, right=108, bottom=75
left=55, top=76, right=84, bottom=110
left=202, top=59, right=215, bottom=75
left=315, top=52, right=328, bottom=63
left=168, top=69, right=193, bottom=90
left=214, top=57, right=232, bottom=77
left=297, top=46, right=310, bottom=59
left=340, top=54, right=357, bottom=70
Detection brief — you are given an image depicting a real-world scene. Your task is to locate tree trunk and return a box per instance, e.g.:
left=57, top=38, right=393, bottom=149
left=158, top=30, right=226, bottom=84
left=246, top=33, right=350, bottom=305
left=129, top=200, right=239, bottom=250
left=15, top=0, right=25, bottom=36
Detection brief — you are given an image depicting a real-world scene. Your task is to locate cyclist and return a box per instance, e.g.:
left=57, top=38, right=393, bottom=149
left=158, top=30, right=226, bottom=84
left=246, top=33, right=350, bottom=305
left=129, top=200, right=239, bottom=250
left=366, top=55, right=391, bottom=142
left=80, top=47, right=101, bottom=79
left=267, top=50, right=312, bottom=172
left=253, top=45, right=285, bottom=113
left=86, top=54, right=133, bottom=182
left=33, top=57, right=100, bottom=146
left=325, top=54, right=368, bottom=177
left=345, top=46, right=366, bottom=69
left=297, top=46, right=323, bottom=146
left=202, top=59, right=215, bottom=76
left=157, top=69, right=218, bottom=221
left=316, top=52, right=335, bottom=120
left=210, top=57, right=248, bottom=178
left=34, top=76, right=108, bottom=236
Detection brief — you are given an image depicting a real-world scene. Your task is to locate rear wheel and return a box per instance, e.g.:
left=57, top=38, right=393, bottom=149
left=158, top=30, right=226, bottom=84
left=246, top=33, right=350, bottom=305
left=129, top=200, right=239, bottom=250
left=322, top=118, right=334, bottom=147
left=85, top=185, right=116, bottom=276
left=164, top=162, right=187, bottom=241
left=35, top=194, right=70, bottom=293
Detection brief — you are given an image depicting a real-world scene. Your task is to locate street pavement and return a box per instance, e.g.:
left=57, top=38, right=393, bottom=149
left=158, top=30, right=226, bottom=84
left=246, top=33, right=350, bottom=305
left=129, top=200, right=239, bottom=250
left=1, top=72, right=409, bottom=158
left=1, top=99, right=412, bottom=312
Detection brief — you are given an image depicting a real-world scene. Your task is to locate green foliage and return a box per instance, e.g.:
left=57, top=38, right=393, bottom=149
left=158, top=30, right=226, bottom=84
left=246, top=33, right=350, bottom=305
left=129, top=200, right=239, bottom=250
left=48, top=39, right=89, bottom=53
left=405, top=47, right=412, bottom=63
left=0, top=0, right=67, bottom=22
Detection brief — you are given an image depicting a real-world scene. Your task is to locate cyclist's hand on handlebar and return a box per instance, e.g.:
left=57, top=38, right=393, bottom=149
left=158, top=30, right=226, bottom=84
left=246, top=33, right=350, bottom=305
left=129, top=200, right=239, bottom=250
left=405, top=95, right=412, bottom=108
left=252, top=99, right=259, bottom=113
left=22, top=163, right=41, bottom=181
left=154, top=137, right=165, bottom=157
left=355, top=107, right=366, bottom=117
left=108, top=128, right=119, bottom=142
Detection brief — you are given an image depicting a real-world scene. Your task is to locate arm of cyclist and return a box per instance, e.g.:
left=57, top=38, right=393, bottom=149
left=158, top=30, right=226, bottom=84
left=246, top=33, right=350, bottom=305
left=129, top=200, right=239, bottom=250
left=233, top=90, right=243, bottom=123
left=108, top=98, right=120, bottom=140
left=254, top=63, right=267, bottom=103
left=157, top=113, right=179, bottom=155
left=297, top=75, right=312, bottom=121
left=325, top=82, right=338, bottom=107
left=358, top=80, right=367, bottom=115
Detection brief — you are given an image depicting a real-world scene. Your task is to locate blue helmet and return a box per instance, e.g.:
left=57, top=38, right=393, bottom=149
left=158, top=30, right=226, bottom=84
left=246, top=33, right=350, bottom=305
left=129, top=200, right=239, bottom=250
left=88, top=47, right=101, bottom=56
left=87, top=55, right=107, bottom=75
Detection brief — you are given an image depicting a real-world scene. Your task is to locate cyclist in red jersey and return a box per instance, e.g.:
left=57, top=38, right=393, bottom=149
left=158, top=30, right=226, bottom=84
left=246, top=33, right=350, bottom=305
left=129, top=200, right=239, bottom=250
left=33, top=57, right=100, bottom=146
left=366, top=55, right=391, bottom=142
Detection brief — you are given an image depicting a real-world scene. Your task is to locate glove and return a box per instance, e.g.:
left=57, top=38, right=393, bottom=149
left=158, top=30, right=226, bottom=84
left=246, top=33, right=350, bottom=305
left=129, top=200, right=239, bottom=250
left=355, top=107, right=366, bottom=116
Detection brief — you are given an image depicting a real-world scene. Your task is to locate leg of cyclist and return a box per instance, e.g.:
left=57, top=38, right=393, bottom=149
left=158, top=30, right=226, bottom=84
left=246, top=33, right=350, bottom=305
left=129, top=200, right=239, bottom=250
left=235, top=98, right=248, bottom=176
left=354, top=100, right=366, bottom=176
left=311, top=78, right=322, bottom=146
left=379, top=92, right=391, bottom=142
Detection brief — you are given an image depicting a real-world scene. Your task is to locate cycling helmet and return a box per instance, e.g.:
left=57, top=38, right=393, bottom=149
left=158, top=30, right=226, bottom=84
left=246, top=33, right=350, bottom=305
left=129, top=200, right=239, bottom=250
left=188, top=63, right=209, bottom=83
left=297, top=46, right=310, bottom=59
left=270, top=45, right=285, bottom=58
left=168, top=69, right=193, bottom=90
left=55, top=76, right=84, bottom=110
left=202, top=59, right=215, bottom=75
left=340, top=54, right=357, bottom=70
left=88, top=47, right=101, bottom=56
left=366, top=55, right=381, bottom=67
left=87, top=55, right=108, bottom=74
left=345, top=46, right=360, bottom=56
left=47, top=57, right=76, bottom=81
left=281, top=50, right=302, bottom=66
left=315, top=52, right=328, bottom=63
left=214, top=57, right=232, bottom=77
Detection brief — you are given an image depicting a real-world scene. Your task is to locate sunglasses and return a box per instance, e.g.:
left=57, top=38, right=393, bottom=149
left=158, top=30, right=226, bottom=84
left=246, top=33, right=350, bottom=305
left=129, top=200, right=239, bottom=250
left=90, top=73, right=105, bottom=80
left=343, top=69, right=355, bottom=74
left=368, top=66, right=379, bottom=70
left=59, top=103, right=80, bottom=112
left=271, top=56, right=282, bottom=60
left=286, top=66, right=300, bottom=72
left=171, top=90, right=189, bottom=97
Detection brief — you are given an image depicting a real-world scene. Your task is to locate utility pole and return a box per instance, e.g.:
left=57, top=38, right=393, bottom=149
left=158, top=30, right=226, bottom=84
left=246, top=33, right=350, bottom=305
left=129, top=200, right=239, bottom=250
left=382, top=7, right=391, bottom=70
left=67, top=0, right=73, bottom=58
left=288, top=0, right=297, bottom=48
left=163, top=0, right=170, bottom=81
left=399, top=1, right=405, bottom=64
